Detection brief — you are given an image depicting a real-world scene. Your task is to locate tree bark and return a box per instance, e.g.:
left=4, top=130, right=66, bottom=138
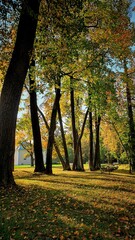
left=88, top=83, right=94, bottom=170
left=124, top=59, right=135, bottom=171
left=0, top=0, right=41, bottom=187
left=46, top=81, right=61, bottom=174
left=89, top=111, right=94, bottom=170
left=37, top=106, right=67, bottom=169
left=70, top=77, right=79, bottom=170
left=79, top=141, right=84, bottom=170
left=58, top=103, right=71, bottom=170
left=29, top=141, right=34, bottom=167
left=94, top=115, right=101, bottom=170
left=73, top=108, right=89, bottom=171
left=29, top=59, right=45, bottom=173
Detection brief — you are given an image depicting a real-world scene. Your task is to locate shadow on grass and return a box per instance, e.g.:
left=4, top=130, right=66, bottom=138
left=1, top=172, right=135, bottom=240
left=15, top=169, right=135, bottom=187
left=0, top=185, right=135, bottom=240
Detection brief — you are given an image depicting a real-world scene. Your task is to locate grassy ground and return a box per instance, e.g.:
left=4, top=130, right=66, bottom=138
left=0, top=165, right=135, bottom=240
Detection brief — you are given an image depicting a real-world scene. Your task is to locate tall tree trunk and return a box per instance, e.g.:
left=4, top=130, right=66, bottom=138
left=124, top=60, right=135, bottom=172
left=37, top=106, right=67, bottom=169
left=94, top=115, right=101, bottom=170
left=29, top=140, right=34, bottom=167
left=88, top=83, right=94, bottom=170
left=57, top=103, right=71, bottom=170
left=73, top=129, right=82, bottom=170
left=70, top=77, right=79, bottom=170
left=89, top=111, right=94, bottom=171
left=79, top=140, right=84, bottom=170
left=73, top=108, right=89, bottom=171
left=29, top=59, right=45, bottom=173
left=0, top=0, right=41, bottom=187
left=30, top=153, right=34, bottom=167
left=46, top=81, right=61, bottom=174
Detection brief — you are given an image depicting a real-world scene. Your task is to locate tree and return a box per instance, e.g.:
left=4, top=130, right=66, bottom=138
left=9, top=0, right=133, bottom=177
left=0, top=0, right=41, bottom=187
left=37, top=106, right=68, bottom=169
left=89, top=110, right=94, bottom=170
left=29, top=58, right=45, bottom=173
left=94, top=114, right=101, bottom=170
left=123, top=59, right=135, bottom=171
left=0, top=0, right=21, bottom=81
left=46, top=78, right=61, bottom=174
left=70, top=77, right=79, bottom=170
left=73, top=108, right=89, bottom=171
left=57, top=103, right=71, bottom=170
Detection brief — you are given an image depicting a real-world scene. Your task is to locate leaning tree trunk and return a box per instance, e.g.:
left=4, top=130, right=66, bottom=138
left=46, top=81, right=61, bottom=174
left=111, top=120, right=130, bottom=164
left=37, top=106, right=67, bottom=169
left=29, top=59, right=46, bottom=173
left=58, top=103, right=71, bottom=170
left=124, top=60, right=135, bottom=172
left=0, top=0, right=41, bottom=187
left=94, top=115, right=101, bottom=170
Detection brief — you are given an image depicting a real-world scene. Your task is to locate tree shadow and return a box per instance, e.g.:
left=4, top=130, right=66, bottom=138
left=1, top=183, right=135, bottom=240
left=14, top=169, right=135, bottom=188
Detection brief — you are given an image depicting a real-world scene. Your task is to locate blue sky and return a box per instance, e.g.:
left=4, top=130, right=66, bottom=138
left=130, top=1, right=135, bottom=22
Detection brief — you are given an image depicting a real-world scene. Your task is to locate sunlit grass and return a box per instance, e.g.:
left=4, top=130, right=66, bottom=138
left=0, top=165, right=135, bottom=239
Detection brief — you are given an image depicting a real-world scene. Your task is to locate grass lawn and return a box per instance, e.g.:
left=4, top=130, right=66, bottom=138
left=0, top=165, right=135, bottom=239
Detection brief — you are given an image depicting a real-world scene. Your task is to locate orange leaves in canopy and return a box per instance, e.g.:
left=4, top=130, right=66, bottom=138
left=111, top=15, right=133, bottom=52
left=113, top=29, right=132, bottom=48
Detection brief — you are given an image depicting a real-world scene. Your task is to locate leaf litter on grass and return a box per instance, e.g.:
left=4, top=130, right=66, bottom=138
left=0, top=166, right=135, bottom=239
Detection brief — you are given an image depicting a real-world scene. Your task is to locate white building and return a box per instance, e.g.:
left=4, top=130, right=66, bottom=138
left=14, top=145, right=46, bottom=165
